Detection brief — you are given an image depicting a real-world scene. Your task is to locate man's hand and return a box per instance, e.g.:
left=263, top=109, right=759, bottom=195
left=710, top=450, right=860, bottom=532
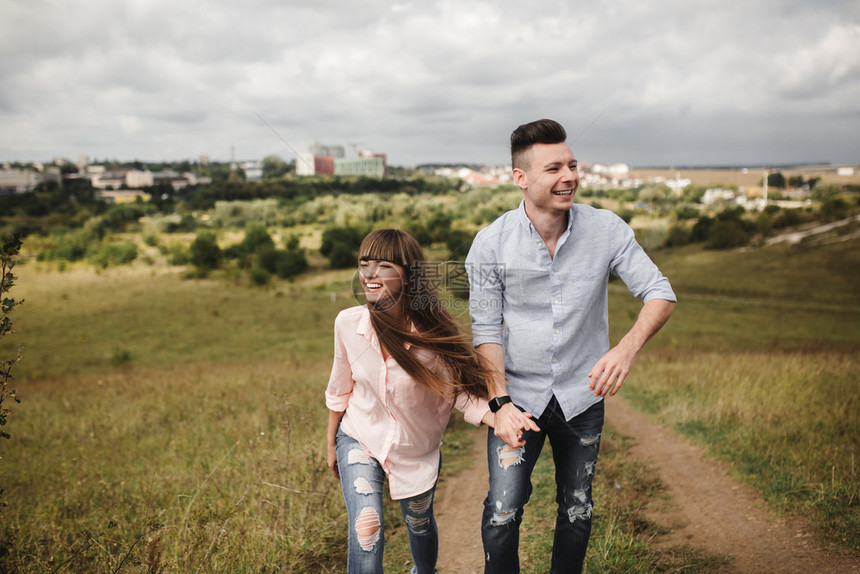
left=493, top=402, right=540, bottom=448
left=589, top=298, right=675, bottom=397
left=588, top=343, right=636, bottom=397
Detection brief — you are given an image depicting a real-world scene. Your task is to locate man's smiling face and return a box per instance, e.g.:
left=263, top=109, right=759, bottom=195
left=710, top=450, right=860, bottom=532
left=514, top=142, right=579, bottom=217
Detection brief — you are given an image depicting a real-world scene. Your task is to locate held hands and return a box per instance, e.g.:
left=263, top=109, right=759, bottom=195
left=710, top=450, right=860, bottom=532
left=493, top=402, right=540, bottom=448
left=588, top=343, right=636, bottom=397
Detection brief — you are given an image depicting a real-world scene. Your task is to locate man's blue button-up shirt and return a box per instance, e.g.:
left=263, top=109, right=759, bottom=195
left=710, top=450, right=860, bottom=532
left=466, top=201, right=677, bottom=420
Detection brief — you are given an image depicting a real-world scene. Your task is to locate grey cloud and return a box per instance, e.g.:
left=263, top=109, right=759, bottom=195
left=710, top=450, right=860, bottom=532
left=1, top=0, right=858, bottom=165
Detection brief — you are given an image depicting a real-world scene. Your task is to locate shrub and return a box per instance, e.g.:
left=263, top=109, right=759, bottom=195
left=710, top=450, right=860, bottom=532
left=767, top=172, right=786, bottom=189
left=820, top=197, right=850, bottom=221
left=327, top=242, right=357, bottom=269
left=771, top=208, right=814, bottom=229
left=674, top=205, right=700, bottom=220
left=88, top=240, right=139, bottom=268
left=257, top=247, right=308, bottom=279
left=165, top=213, right=198, bottom=233
left=320, top=225, right=365, bottom=257
left=190, top=232, right=222, bottom=271
left=663, top=224, right=690, bottom=248
left=243, top=223, right=275, bottom=251
left=689, top=216, right=714, bottom=243
left=276, top=251, right=308, bottom=279
left=707, top=220, right=750, bottom=249
left=446, top=229, right=474, bottom=261
left=249, top=267, right=271, bottom=286
left=616, top=209, right=635, bottom=224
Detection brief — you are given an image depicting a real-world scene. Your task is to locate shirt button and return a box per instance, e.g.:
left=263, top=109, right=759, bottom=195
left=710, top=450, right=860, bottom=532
left=554, top=300, right=559, bottom=304
left=552, top=358, right=558, bottom=363
left=555, top=329, right=560, bottom=334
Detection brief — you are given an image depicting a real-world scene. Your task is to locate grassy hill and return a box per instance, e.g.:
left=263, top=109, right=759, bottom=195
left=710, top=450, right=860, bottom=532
left=0, top=230, right=857, bottom=571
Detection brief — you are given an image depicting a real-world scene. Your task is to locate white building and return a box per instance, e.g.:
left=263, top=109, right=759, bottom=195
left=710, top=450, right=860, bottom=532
left=296, top=152, right=316, bottom=176
left=126, top=169, right=154, bottom=188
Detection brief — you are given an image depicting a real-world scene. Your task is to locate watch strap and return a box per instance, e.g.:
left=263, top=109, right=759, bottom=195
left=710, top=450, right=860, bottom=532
left=489, top=395, right=512, bottom=413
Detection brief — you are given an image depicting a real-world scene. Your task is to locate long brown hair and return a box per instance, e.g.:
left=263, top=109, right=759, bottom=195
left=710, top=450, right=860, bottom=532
left=358, top=229, right=489, bottom=400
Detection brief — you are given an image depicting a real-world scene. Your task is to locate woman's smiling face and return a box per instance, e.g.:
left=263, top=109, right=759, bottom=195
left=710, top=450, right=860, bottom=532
left=359, top=259, right=406, bottom=311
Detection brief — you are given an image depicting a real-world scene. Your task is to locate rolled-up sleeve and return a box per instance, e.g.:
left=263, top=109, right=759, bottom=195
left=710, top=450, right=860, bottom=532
left=324, top=314, right=353, bottom=412
left=453, top=391, right=490, bottom=426
left=466, top=233, right=505, bottom=347
left=610, top=216, right=677, bottom=304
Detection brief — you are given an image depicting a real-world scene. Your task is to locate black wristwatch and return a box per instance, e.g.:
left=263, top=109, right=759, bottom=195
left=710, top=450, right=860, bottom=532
left=488, top=395, right=512, bottom=413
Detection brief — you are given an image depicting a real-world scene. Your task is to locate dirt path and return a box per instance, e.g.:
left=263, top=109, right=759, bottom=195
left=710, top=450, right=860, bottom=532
left=436, top=397, right=859, bottom=573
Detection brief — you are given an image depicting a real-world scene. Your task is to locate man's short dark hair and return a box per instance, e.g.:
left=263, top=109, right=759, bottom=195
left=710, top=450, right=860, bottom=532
left=511, top=119, right=567, bottom=170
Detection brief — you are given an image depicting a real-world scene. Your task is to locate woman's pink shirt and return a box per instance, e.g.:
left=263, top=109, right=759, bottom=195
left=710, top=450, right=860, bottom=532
left=325, top=305, right=489, bottom=500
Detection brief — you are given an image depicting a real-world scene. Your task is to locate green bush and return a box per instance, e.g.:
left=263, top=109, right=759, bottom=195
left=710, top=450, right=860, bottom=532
left=190, top=232, right=222, bottom=271
left=88, top=240, right=138, bottom=268
left=674, top=205, right=700, bottom=220
left=689, top=216, right=714, bottom=243
left=257, top=247, right=308, bottom=279
left=446, top=229, right=474, bottom=261
left=320, top=225, right=365, bottom=257
left=327, top=242, right=357, bottom=269
left=663, top=224, right=690, bottom=248
left=165, top=214, right=197, bottom=233
left=707, top=220, right=750, bottom=249
left=249, top=267, right=271, bottom=286
left=820, top=197, right=850, bottom=220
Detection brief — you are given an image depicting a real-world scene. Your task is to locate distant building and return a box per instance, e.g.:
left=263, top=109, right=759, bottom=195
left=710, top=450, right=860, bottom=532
left=296, top=152, right=316, bottom=176
left=0, top=166, right=42, bottom=194
left=99, top=189, right=150, bottom=204
left=241, top=162, right=263, bottom=182
left=702, top=188, right=742, bottom=205
left=152, top=171, right=197, bottom=191
left=335, top=155, right=387, bottom=178
left=299, top=143, right=387, bottom=177
left=837, top=166, right=856, bottom=176
left=91, top=171, right=126, bottom=190
left=126, top=169, right=154, bottom=188
left=310, top=143, right=345, bottom=158
left=315, top=156, right=335, bottom=176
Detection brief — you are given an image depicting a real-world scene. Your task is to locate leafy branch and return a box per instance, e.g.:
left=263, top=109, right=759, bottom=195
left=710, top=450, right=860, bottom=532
left=0, top=234, right=24, bottom=441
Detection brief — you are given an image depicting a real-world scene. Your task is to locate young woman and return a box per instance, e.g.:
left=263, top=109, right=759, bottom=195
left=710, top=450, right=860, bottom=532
left=325, top=228, right=492, bottom=574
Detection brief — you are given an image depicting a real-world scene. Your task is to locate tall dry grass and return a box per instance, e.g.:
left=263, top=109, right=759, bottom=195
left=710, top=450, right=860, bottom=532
left=1, top=358, right=348, bottom=572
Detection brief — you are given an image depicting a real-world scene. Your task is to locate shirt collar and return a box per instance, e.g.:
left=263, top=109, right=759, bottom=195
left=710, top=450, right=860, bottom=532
left=355, top=304, right=415, bottom=351
left=516, top=199, right=575, bottom=236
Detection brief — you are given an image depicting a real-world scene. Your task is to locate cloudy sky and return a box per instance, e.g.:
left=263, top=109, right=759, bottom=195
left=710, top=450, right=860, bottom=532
left=1, top=0, right=859, bottom=168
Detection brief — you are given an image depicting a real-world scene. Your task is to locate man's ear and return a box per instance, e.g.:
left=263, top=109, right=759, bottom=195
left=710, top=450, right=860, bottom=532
left=512, top=167, right=527, bottom=191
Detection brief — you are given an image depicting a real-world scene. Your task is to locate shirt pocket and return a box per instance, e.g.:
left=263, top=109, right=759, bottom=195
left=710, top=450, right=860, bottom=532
left=568, top=266, right=608, bottom=309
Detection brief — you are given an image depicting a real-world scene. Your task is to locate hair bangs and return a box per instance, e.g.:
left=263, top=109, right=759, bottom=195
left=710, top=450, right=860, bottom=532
left=358, top=228, right=421, bottom=268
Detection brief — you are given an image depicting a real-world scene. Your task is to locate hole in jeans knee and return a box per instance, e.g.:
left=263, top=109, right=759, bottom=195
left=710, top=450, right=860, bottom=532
left=405, top=514, right=431, bottom=535
left=355, top=506, right=381, bottom=551
left=408, top=493, right=433, bottom=515
left=497, top=444, right=524, bottom=468
left=567, top=489, right=592, bottom=523
left=490, top=509, right=517, bottom=526
left=567, top=502, right=593, bottom=522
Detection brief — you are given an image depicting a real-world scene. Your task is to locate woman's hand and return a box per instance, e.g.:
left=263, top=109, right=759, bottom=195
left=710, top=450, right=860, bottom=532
left=327, top=442, right=339, bottom=479
left=494, top=402, right=539, bottom=448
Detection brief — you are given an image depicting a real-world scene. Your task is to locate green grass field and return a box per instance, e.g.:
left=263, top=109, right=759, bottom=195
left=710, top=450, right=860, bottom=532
left=0, top=232, right=858, bottom=572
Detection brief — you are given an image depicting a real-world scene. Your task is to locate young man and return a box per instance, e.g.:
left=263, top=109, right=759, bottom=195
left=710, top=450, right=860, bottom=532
left=466, top=119, right=676, bottom=573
